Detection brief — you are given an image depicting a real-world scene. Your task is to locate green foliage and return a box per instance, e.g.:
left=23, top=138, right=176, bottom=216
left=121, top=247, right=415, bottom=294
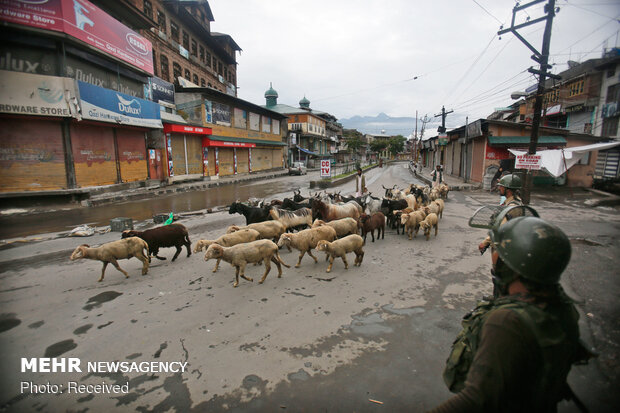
left=388, top=135, right=406, bottom=155
left=345, top=135, right=364, bottom=152
left=369, top=140, right=388, bottom=153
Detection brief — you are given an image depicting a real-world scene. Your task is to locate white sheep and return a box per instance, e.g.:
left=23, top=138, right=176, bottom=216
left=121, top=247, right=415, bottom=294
left=277, top=226, right=337, bottom=268
left=400, top=209, right=427, bottom=240
left=194, top=228, right=261, bottom=272
left=311, top=217, right=358, bottom=237
left=432, top=199, right=445, bottom=219
left=420, top=212, right=439, bottom=241
left=204, top=239, right=290, bottom=287
left=226, top=220, right=286, bottom=241
left=69, top=237, right=150, bottom=282
left=269, top=207, right=312, bottom=231
left=316, top=234, right=365, bottom=273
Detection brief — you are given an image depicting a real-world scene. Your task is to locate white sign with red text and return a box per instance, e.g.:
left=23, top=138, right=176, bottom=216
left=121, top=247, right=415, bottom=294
left=320, top=159, right=331, bottom=177
left=515, top=153, right=542, bottom=170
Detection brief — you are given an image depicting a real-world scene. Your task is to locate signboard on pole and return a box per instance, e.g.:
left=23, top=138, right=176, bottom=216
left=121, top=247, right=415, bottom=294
left=515, top=153, right=542, bottom=170
left=320, top=159, right=331, bottom=178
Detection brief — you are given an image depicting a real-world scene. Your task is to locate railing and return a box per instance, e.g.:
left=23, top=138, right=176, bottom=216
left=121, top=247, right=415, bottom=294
left=327, top=160, right=374, bottom=179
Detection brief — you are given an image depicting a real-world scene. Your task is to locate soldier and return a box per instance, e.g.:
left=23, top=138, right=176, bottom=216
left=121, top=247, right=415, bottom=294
left=430, top=209, right=591, bottom=412
left=478, top=174, right=523, bottom=255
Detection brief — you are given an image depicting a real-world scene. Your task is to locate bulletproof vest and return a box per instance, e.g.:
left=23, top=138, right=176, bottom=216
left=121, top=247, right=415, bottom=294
left=443, top=295, right=580, bottom=403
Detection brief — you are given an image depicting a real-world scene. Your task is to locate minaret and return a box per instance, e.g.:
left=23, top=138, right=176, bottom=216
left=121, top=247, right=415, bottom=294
left=265, top=82, right=278, bottom=107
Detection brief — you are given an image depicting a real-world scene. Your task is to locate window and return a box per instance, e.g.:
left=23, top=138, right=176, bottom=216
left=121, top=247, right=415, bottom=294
left=224, top=67, right=228, bottom=80
left=160, top=54, right=169, bottom=81
left=193, top=74, right=198, bottom=85
left=199, top=45, right=205, bottom=61
left=182, top=31, right=189, bottom=50
left=172, top=62, right=182, bottom=82
left=191, top=39, right=197, bottom=57
left=544, top=89, right=559, bottom=104
left=157, top=9, right=166, bottom=32
left=200, top=78, right=206, bottom=87
left=568, top=79, right=584, bottom=97
left=217, top=61, right=222, bottom=75
left=607, top=67, right=616, bottom=78
left=170, top=21, right=179, bottom=41
left=184, top=68, right=190, bottom=80
left=602, top=116, right=619, bottom=137
left=206, top=52, right=211, bottom=68
left=606, top=83, right=620, bottom=103
left=143, top=0, right=152, bottom=18
left=152, top=50, right=157, bottom=76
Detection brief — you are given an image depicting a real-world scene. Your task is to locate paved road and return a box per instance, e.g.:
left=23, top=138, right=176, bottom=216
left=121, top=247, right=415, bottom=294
left=0, top=164, right=618, bottom=412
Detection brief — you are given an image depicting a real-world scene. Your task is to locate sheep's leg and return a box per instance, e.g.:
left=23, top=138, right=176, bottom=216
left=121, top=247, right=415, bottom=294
left=233, top=266, right=240, bottom=288
left=341, top=254, right=349, bottom=270
left=239, top=262, right=253, bottom=283
left=355, top=249, right=365, bottom=265
left=371, top=229, right=375, bottom=242
left=138, top=255, right=149, bottom=275
left=99, top=262, right=108, bottom=282
left=109, top=259, right=129, bottom=279
left=381, top=225, right=385, bottom=239
left=212, top=258, right=221, bottom=273
left=307, top=249, right=318, bottom=263
left=171, top=246, right=182, bottom=262
left=295, top=251, right=306, bottom=268
left=407, top=227, right=413, bottom=240
left=153, top=248, right=166, bottom=260
left=435, top=224, right=438, bottom=237
left=271, top=255, right=283, bottom=278
left=326, top=255, right=334, bottom=273
left=259, top=259, right=272, bottom=284
left=185, top=242, right=192, bottom=257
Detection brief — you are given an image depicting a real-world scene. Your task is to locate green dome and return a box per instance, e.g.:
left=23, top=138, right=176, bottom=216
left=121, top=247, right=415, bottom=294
left=299, top=95, right=310, bottom=108
left=264, top=82, right=278, bottom=98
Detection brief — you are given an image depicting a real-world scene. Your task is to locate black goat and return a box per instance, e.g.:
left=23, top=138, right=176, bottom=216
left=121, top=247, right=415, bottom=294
left=380, top=198, right=408, bottom=233
left=229, top=202, right=272, bottom=225
left=282, top=198, right=311, bottom=211
left=121, top=223, right=191, bottom=261
left=293, top=189, right=308, bottom=203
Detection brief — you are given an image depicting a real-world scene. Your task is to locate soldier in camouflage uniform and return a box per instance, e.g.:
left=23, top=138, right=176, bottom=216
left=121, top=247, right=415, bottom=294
left=430, top=208, right=591, bottom=412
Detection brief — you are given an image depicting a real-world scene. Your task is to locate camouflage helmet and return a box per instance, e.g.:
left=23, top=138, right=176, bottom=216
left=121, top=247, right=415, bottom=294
left=489, top=215, right=571, bottom=285
left=498, top=173, right=522, bottom=190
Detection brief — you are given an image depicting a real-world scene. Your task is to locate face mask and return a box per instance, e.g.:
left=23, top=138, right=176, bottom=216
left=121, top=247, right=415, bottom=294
left=499, top=195, right=506, bottom=205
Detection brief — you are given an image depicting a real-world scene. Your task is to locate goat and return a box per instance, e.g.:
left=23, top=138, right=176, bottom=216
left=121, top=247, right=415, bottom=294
left=312, top=217, right=358, bottom=237
left=204, top=240, right=290, bottom=287
left=194, top=228, right=261, bottom=272
left=401, top=210, right=427, bottom=240
left=380, top=198, right=408, bottom=231
left=281, top=198, right=311, bottom=211
left=316, top=235, right=365, bottom=273
left=392, top=207, right=414, bottom=235
left=420, top=213, right=439, bottom=240
left=122, top=223, right=191, bottom=262
left=438, top=183, right=450, bottom=199
left=363, top=193, right=383, bottom=215
left=269, top=207, right=312, bottom=232
left=431, top=199, right=445, bottom=219
left=293, top=189, right=308, bottom=203
left=70, top=237, right=149, bottom=282
left=311, top=198, right=361, bottom=222
left=226, top=221, right=286, bottom=242
left=228, top=202, right=272, bottom=225
left=276, top=226, right=337, bottom=268
left=357, top=212, right=385, bottom=243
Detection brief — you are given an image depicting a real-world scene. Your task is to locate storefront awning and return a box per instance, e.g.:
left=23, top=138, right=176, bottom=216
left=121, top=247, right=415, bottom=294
left=209, top=135, right=287, bottom=147
left=488, top=136, right=566, bottom=146
left=296, top=147, right=318, bottom=156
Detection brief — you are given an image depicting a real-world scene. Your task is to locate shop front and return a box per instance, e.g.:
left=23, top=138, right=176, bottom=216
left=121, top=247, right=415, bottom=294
left=163, top=124, right=212, bottom=181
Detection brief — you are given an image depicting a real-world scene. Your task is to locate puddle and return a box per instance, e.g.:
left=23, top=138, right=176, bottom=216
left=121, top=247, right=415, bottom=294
left=153, top=342, right=168, bottom=358
left=73, top=324, right=93, bottom=335
left=83, top=291, right=123, bottom=311
left=288, top=368, right=311, bottom=381
left=0, top=314, right=21, bottom=333
left=28, top=320, right=45, bottom=329
left=382, top=304, right=425, bottom=316
left=347, top=313, right=393, bottom=336
left=44, top=339, right=77, bottom=357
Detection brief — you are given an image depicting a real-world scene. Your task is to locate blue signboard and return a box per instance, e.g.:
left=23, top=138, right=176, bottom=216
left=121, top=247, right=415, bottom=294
left=78, top=81, right=162, bottom=128
left=148, top=77, right=175, bottom=105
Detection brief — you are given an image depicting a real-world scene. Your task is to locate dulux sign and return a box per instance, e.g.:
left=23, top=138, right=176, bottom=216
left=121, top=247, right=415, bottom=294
left=78, top=81, right=161, bottom=128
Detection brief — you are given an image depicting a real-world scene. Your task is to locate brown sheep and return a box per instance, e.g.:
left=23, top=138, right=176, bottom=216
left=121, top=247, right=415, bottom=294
left=122, top=223, right=191, bottom=261
left=316, top=235, right=365, bottom=273
left=226, top=220, right=286, bottom=241
left=204, top=240, right=290, bottom=287
left=311, top=218, right=358, bottom=237
left=70, top=237, right=149, bottom=282
left=357, top=212, right=385, bottom=243
left=432, top=199, right=445, bottom=219
left=277, top=226, right=337, bottom=268
left=400, top=209, right=427, bottom=240
left=420, top=213, right=439, bottom=241
left=194, top=229, right=261, bottom=272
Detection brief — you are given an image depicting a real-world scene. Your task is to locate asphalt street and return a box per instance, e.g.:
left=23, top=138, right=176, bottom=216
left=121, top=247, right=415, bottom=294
left=0, top=164, right=618, bottom=412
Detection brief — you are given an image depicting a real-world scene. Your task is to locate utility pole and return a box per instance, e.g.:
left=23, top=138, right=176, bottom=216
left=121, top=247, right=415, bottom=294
left=434, top=106, right=453, bottom=133
left=413, top=110, right=418, bottom=161
left=498, top=0, right=561, bottom=204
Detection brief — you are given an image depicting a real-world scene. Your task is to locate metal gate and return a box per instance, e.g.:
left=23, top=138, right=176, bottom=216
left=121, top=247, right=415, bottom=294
left=595, top=149, right=620, bottom=179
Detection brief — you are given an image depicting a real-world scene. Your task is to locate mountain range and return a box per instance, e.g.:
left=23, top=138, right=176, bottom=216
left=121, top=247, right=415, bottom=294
left=338, top=112, right=440, bottom=137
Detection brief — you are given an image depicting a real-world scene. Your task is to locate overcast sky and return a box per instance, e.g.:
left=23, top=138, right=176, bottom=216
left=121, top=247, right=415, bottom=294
left=208, top=0, right=620, bottom=134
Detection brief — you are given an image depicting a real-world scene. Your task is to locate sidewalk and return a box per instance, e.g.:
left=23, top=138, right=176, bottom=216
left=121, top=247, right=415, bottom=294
left=409, top=164, right=481, bottom=191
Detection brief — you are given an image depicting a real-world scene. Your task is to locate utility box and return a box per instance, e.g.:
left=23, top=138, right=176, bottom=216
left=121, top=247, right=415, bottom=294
left=110, top=217, right=133, bottom=232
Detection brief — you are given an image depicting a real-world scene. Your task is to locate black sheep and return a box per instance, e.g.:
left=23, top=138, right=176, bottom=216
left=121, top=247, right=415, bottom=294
left=229, top=202, right=272, bottom=225
left=122, top=223, right=191, bottom=261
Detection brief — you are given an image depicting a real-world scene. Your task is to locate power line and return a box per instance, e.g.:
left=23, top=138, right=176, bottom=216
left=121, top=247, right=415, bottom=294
left=471, top=0, right=503, bottom=24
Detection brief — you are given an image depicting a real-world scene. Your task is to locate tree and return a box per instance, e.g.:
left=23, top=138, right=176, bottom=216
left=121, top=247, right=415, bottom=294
left=388, top=135, right=406, bottom=156
left=343, top=129, right=365, bottom=159
left=369, top=140, right=388, bottom=153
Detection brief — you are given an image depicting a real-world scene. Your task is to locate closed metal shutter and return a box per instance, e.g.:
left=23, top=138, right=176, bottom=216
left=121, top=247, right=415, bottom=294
left=219, top=148, right=234, bottom=176
left=595, top=149, right=620, bottom=179
left=237, top=149, right=249, bottom=173
left=252, top=148, right=272, bottom=171
left=186, top=135, right=203, bottom=175
left=117, top=129, right=147, bottom=183
left=71, top=124, right=117, bottom=187
left=171, top=134, right=187, bottom=175
left=272, top=148, right=283, bottom=168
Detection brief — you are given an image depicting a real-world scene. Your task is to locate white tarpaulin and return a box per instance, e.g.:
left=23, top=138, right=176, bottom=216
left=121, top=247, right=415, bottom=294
left=509, top=141, right=620, bottom=177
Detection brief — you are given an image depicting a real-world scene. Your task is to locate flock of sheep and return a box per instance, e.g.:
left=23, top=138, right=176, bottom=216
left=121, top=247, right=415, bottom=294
left=70, top=183, right=449, bottom=288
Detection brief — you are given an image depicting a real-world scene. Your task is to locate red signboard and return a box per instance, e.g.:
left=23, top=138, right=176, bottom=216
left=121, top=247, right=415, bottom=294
left=485, top=144, right=512, bottom=160
left=163, top=124, right=212, bottom=135
left=206, top=140, right=255, bottom=148
left=0, top=0, right=154, bottom=75
left=320, top=159, right=331, bottom=177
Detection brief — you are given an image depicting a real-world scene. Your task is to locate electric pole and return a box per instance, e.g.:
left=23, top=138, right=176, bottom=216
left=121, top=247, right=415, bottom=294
left=498, top=0, right=561, bottom=204
left=434, top=106, right=453, bottom=133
